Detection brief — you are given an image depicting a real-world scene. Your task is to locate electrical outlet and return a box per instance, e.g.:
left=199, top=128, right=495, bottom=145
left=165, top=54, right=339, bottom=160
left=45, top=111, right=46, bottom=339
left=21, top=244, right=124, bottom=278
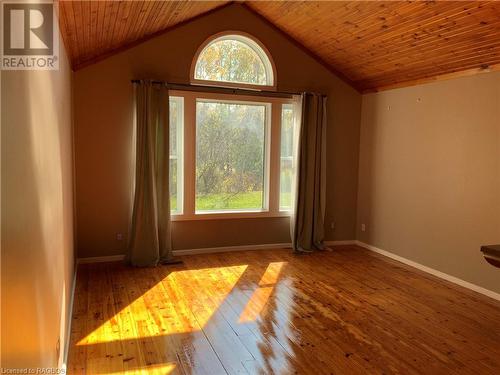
left=361, top=224, right=366, bottom=232
left=116, top=233, right=123, bottom=241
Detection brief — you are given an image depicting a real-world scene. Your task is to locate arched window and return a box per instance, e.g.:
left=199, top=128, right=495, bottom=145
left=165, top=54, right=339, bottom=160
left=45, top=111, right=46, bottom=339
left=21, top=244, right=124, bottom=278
left=192, top=32, right=275, bottom=89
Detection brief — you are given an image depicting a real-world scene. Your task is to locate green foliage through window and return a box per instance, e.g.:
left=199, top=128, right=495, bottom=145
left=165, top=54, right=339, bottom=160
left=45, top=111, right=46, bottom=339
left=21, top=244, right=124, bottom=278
left=280, top=104, right=294, bottom=210
left=195, top=36, right=272, bottom=86
left=196, top=100, right=266, bottom=211
left=169, top=97, right=183, bottom=214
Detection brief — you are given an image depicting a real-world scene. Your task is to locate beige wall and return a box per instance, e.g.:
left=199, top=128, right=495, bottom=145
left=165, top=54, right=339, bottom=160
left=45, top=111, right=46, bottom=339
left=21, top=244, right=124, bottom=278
left=357, top=72, right=500, bottom=294
left=1, top=36, right=75, bottom=366
left=73, top=4, right=361, bottom=258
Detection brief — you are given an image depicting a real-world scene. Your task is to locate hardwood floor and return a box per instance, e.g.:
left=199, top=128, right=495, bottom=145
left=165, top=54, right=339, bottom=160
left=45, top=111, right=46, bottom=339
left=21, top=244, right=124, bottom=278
left=68, top=245, right=500, bottom=374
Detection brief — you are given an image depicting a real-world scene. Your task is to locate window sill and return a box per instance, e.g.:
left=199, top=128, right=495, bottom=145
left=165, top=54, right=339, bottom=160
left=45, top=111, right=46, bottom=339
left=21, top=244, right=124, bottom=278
left=171, top=211, right=291, bottom=221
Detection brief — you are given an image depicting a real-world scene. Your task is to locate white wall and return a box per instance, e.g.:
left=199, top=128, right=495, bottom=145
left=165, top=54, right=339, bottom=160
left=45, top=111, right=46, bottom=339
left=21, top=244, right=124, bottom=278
left=357, top=72, right=500, bottom=294
left=1, top=32, right=75, bottom=367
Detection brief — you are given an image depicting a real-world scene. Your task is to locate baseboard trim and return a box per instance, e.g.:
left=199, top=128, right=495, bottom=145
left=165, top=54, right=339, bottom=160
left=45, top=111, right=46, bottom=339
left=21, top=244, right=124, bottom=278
left=77, top=240, right=500, bottom=301
left=61, top=265, right=78, bottom=371
left=324, top=240, right=357, bottom=246
left=173, top=242, right=291, bottom=256
left=77, top=254, right=126, bottom=264
left=356, top=240, right=500, bottom=302
left=76, top=240, right=358, bottom=263
left=77, top=243, right=290, bottom=263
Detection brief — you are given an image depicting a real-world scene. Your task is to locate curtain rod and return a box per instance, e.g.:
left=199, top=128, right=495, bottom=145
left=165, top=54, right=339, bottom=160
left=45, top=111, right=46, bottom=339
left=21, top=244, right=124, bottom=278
left=130, top=80, right=325, bottom=99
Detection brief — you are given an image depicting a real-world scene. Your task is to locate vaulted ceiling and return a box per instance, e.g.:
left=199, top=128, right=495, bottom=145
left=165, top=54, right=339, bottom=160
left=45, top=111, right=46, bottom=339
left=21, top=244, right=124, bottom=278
left=58, top=1, right=500, bottom=92
left=58, top=1, right=229, bottom=68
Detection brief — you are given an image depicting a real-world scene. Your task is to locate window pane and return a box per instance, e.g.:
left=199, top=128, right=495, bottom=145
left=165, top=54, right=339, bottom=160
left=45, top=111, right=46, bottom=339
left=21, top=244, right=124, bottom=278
left=170, top=158, right=178, bottom=212
left=280, top=104, right=294, bottom=210
left=196, top=100, right=266, bottom=212
left=169, top=100, right=178, bottom=156
left=169, top=97, right=183, bottom=214
left=195, top=38, right=268, bottom=85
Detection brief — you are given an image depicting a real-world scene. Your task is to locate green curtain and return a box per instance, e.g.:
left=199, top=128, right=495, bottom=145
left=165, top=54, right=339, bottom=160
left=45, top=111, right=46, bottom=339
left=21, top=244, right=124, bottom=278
left=127, top=80, right=174, bottom=266
left=291, top=93, right=327, bottom=253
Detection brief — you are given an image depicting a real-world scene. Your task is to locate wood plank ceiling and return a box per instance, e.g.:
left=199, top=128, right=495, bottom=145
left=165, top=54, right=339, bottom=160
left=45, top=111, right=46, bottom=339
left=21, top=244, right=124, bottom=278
left=246, top=1, right=500, bottom=92
left=58, top=1, right=230, bottom=68
left=58, top=1, right=500, bottom=92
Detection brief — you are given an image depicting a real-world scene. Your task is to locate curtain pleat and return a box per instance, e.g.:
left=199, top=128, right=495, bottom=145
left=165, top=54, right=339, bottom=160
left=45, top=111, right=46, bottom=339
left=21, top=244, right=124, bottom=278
left=127, top=80, right=173, bottom=266
left=291, top=93, right=327, bottom=252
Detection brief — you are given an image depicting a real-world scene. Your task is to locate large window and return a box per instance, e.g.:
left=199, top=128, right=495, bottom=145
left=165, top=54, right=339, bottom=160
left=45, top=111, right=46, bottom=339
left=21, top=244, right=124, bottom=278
left=167, top=33, right=297, bottom=220
left=196, top=100, right=268, bottom=212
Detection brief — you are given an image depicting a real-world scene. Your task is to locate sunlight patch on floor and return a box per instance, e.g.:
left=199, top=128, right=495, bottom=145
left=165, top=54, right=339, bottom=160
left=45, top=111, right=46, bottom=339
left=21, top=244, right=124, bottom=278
left=77, top=265, right=248, bottom=345
left=89, top=361, right=177, bottom=375
left=239, top=286, right=274, bottom=323
left=239, top=262, right=286, bottom=323
left=259, top=262, right=286, bottom=286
